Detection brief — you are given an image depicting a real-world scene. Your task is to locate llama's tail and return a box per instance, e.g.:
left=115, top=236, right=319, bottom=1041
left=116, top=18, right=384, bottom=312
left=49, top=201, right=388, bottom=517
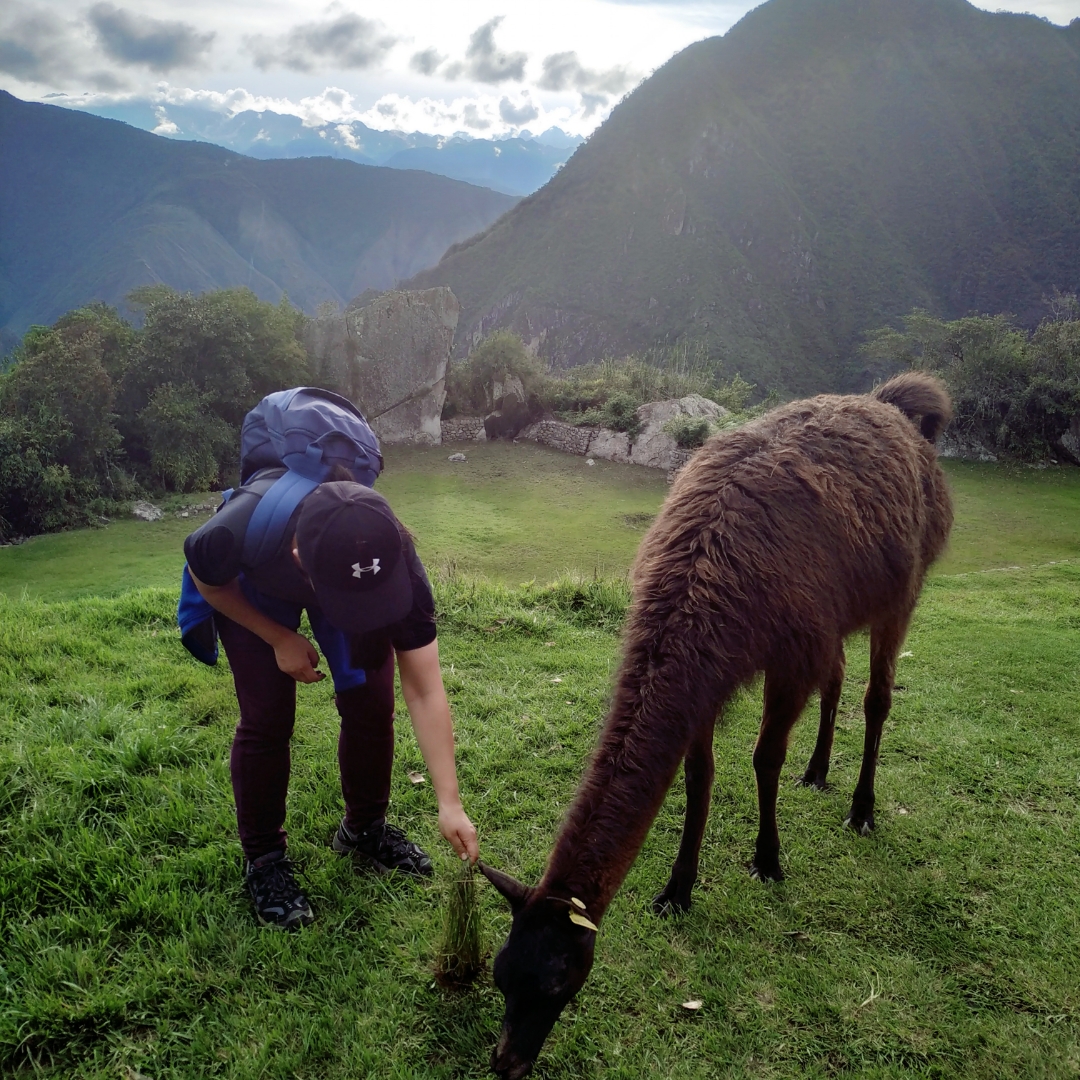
left=871, top=371, right=952, bottom=443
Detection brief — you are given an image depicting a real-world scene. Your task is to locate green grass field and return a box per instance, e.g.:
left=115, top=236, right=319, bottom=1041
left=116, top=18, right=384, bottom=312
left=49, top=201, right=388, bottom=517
left=1, top=448, right=1079, bottom=1078
left=2, top=446, right=1079, bottom=601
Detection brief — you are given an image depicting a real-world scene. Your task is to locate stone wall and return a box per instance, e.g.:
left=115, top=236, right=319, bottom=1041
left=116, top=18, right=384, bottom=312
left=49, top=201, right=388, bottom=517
left=441, top=416, right=487, bottom=442
left=519, top=395, right=728, bottom=473
left=518, top=420, right=599, bottom=457
left=304, top=287, right=460, bottom=444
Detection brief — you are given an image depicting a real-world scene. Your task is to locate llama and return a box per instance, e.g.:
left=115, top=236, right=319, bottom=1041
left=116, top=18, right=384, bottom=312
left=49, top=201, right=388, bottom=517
left=479, top=373, right=954, bottom=1079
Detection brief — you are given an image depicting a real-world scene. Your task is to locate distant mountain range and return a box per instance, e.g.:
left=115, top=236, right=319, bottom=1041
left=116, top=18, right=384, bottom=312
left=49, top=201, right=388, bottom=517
left=409, top=0, right=1080, bottom=392
left=56, top=98, right=583, bottom=197
left=0, top=91, right=518, bottom=343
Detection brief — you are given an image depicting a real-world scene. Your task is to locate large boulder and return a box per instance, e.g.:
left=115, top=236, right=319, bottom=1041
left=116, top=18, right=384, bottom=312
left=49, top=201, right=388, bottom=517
left=629, top=394, right=728, bottom=469
left=1058, top=415, right=1080, bottom=465
left=304, top=288, right=460, bottom=444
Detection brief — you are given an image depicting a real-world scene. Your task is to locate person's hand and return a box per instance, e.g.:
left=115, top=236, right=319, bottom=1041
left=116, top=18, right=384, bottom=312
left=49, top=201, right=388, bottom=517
left=439, top=803, right=479, bottom=864
left=273, top=631, right=325, bottom=683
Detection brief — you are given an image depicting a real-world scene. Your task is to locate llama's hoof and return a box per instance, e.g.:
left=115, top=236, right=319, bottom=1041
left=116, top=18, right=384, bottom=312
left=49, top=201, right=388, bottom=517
left=651, top=888, right=691, bottom=917
left=748, top=859, right=783, bottom=883
left=844, top=812, right=875, bottom=836
left=797, top=769, right=829, bottom=790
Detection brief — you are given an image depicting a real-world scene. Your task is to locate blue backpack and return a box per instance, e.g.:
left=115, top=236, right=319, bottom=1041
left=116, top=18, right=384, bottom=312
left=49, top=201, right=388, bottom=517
left=178, top=387, right=383, bottom=665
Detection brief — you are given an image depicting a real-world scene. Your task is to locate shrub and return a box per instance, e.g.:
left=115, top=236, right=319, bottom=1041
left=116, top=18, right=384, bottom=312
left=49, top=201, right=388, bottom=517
left=861, top=303, right=1080, bottom=462
left=664, top=415, right=712, bottom=449
left=140, top=384, right=234, bottom=492
left=0, top=412, right=97, bottom=539
left=444, top=331, right=543, bottom=416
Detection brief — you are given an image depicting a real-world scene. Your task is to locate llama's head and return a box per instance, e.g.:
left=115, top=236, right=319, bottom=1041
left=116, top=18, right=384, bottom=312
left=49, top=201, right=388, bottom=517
left=479, top=862, right=597, bottom=1079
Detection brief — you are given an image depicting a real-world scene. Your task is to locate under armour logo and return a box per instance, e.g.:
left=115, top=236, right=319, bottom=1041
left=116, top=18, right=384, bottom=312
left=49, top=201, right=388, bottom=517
left=352, top=558, right=381, bottom=577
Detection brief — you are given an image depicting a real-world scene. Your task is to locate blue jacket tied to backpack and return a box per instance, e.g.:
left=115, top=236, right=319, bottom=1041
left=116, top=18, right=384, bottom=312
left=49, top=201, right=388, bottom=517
left=178, top=387, right=383, bottom=685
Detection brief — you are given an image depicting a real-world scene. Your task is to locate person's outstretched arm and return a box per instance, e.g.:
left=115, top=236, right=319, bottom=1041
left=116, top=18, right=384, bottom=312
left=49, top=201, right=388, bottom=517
left=396, top=639, right=479, bottom=863
left=189, top=571, right=324, bottom=683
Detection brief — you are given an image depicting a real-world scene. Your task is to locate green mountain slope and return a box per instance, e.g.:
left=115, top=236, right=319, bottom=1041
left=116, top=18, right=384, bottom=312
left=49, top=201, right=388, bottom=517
left=409, top=0, right=1080, bottom=392
left=0, top=91, right=518, bottom=338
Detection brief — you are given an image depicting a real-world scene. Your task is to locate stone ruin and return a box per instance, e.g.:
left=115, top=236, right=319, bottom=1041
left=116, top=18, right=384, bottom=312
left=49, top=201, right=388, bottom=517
left=518, top=394, right=729, bottom=475
left=304, top=287, right=460, bottom=444
left=443, top=393, right=730, bottom=476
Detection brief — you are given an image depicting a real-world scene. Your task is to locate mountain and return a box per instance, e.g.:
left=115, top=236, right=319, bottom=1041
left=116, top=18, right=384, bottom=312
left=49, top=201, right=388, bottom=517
left=0, top=91, right=518, bottom=340
left=57, top=97, right=582, bottom=196
left=408, top=0, right=1080, bottom=392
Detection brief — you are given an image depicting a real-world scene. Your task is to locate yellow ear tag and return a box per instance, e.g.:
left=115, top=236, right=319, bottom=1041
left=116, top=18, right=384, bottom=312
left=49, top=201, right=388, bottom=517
left=570, top=897, right=587, bottom=910
left=569, top=911, right=598, bottom=931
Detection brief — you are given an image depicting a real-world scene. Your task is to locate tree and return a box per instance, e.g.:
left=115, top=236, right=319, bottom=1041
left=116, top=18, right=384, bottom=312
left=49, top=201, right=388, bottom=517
left=140, top=383, right=233, bottom=492
left=447, top=331, right=542, bottom=415
left=121, top=287, right=310, bottom=480
left=1, top=323, right=122, bottom=480
left=861, top=304, right=1080, bottom=462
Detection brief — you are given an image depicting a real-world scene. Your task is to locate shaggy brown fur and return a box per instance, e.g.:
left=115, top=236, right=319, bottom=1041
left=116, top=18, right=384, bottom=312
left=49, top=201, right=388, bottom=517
left=482, top=373, right=954, bottom=1080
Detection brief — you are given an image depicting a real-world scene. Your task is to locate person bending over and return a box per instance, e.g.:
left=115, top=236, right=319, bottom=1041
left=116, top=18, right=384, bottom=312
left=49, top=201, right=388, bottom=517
left=185, top=476, right=478, bottom=929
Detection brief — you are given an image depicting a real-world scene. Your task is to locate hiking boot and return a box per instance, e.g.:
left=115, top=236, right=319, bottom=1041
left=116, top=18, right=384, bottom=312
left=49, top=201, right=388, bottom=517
left=244, top=850, right=314, bottom=929
left=332, top=818, right=433, bottom=878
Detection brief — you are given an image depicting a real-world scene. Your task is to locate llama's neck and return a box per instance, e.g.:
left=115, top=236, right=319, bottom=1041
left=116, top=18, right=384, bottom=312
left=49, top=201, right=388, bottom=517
left=539, top=647, right=721, bottom=917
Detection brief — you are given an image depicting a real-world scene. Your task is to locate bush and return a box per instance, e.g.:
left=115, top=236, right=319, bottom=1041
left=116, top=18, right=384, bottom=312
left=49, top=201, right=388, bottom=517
left=0, top=413, right=97, bottom=539
left=861, top=303, right=1080, bottom=462
left=141, top=384, right=234, bottom=492
left=444, top=331, right=543, bottom=416
left=664, top=415, right=712, bottom=449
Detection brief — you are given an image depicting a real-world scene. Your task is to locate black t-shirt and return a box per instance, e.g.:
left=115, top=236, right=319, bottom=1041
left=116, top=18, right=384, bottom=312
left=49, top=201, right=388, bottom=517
left=184, top=472, right=437, bottom=654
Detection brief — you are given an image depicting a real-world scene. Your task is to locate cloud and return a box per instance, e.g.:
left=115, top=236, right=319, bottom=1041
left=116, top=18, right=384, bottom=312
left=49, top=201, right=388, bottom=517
left=410, top=47, right=444, bottom=76
left=0, top=3, right=127, bottom=90
left=461, top=103, right=492, bottom=130
left=87, top=4, right=214, bottom=72
left=444, top=17, right=527, bottom=84
left=151, top=105, right=179, bottom=135
left=539, top=51, right=635, bottom=96
left=248, top=12, right=397, bottom=73
left=499, top=96, right=539, bottom=125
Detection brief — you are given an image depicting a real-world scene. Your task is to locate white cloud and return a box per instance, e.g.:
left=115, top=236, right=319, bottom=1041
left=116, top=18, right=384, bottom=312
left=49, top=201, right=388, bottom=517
left=151, top=104, right=178, bottom=134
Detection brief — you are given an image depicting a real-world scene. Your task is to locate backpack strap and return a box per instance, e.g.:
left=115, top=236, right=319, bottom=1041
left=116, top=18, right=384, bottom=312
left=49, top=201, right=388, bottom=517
left=241, top=469, right=322, bottom=568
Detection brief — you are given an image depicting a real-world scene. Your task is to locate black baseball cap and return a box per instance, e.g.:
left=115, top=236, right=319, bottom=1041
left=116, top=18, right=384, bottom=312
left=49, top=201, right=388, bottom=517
left=295, top=482, right=414, bottom=634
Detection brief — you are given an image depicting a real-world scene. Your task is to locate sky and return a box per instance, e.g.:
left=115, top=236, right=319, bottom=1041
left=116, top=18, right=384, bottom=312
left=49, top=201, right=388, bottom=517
left=2, top=0, right=1079, bottom=139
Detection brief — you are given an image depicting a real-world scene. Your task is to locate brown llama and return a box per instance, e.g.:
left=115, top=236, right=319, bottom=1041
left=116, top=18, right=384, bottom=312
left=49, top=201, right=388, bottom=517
left=479, top=372, right=954, bottom=1079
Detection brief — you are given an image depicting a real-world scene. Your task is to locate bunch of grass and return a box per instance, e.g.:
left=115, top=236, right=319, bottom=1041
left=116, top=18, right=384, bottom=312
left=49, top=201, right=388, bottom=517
left=434, top=858, right=484, bottom=987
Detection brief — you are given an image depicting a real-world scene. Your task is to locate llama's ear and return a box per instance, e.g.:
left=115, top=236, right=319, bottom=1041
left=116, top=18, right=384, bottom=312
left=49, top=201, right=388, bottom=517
left=477, top=861, right=532, bottom=911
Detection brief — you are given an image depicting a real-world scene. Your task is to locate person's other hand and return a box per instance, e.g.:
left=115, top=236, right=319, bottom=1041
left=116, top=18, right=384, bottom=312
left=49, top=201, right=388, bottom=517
left=274, top=631, right=325, bottom=683
left=439, top=803, right=479, bottom=863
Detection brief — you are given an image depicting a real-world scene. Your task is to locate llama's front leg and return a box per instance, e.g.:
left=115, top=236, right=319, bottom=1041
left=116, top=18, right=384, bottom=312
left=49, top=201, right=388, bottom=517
left=653, top=719, right=716, bottom=916
left=751, top=673, right=810, bottom=882
left=800, top=649, right=845, bottom=789
left=846, top=618, right=907, bottom=835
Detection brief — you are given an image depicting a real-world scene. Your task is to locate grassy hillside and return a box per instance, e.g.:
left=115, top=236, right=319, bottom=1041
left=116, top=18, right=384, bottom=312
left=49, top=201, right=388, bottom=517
left=0, top=92, right=517, bottom=337
left=410, top=0, right=1080, bottom=391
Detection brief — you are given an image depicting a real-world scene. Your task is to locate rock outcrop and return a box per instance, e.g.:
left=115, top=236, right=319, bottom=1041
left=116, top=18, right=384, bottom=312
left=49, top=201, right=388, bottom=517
left=305, top=288, right=460, bottom=444
left=520, top=394, right=728, bottom=472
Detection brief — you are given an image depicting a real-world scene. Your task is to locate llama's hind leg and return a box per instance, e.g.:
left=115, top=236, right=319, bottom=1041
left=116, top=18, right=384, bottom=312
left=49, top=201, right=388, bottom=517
left=751, top=672, right=812, bottom=882
left=653, top=718, right=716, bottom=916
left=799, top=648, right=845, bottom=789
left=846, top=617, right=907, bottom=835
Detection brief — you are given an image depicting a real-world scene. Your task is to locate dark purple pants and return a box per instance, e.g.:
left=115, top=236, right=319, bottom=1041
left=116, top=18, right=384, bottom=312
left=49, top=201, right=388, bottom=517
left=217, top=613, right=396, bottom=861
